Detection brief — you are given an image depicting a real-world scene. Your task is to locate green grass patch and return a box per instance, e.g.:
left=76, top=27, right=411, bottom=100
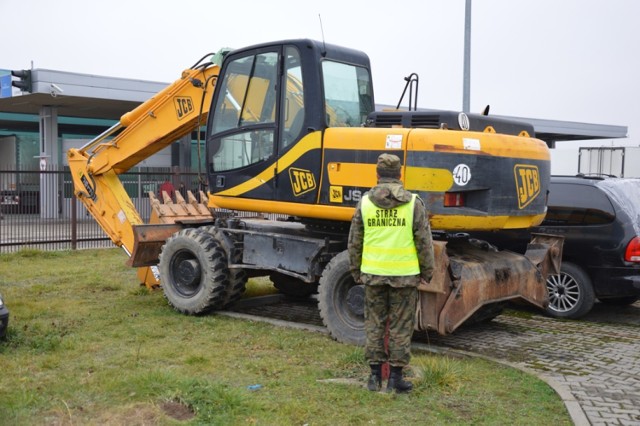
left=0, top=248, right=571, bottom=425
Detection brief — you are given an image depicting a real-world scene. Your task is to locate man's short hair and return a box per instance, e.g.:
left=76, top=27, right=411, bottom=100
left=377, top=153, right=401, bottom=178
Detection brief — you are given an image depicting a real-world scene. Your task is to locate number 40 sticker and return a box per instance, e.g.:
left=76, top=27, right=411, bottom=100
left=453, top=164, right=471, bottom=186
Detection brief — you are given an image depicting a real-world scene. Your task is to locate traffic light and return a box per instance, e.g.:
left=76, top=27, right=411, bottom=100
left=11, top=69, right=32, bottom=93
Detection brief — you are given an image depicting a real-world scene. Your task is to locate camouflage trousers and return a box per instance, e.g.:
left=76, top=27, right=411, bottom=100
left=364, top=285, right=417, bottom=367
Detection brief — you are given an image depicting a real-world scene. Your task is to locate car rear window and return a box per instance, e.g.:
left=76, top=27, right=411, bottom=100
left=542, top=183, right=615, bottom=226
left=597, top=179, right=640, bottom=234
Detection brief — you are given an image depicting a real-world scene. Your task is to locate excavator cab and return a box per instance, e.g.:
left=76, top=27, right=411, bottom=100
left=205, top=39, right=551, bottom=231
left=206, top=39, right=375, bottom=210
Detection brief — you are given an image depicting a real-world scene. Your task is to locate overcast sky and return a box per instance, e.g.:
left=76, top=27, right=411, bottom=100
left=2, top=0, right=639, bottom=147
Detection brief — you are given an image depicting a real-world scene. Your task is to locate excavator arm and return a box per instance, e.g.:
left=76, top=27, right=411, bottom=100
left=67, top=58, right=222, bottom=285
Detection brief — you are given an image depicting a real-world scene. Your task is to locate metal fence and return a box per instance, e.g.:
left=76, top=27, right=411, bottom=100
left=0, top=165, right=204, bottom=253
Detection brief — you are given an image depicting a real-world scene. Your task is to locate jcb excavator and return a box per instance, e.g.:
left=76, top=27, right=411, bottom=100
left=68, top=39, right=562, bottom=345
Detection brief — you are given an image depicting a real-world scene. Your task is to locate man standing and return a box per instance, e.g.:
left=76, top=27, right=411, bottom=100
left=159, top=179, right=176, bottom=202
left=348, top=153, right=435, bottom=393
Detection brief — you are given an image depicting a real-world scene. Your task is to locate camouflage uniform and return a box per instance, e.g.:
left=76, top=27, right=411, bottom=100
left=348, top=155, right=435, bottom=368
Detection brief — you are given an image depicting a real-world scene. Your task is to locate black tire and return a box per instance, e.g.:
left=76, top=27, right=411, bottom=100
left=159, top=228, right=229, bottom=314
left=599, top=296, right=639, bottom=306
left=270, top=272, right=318, bottom=298
left=318, top=250, right=365, bottom=346
left=201, top=226, right=248, bottom=308
left=545, top=262, right=595, bottom=319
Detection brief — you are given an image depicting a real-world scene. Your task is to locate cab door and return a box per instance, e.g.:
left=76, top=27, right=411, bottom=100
left=207, top=46, right=281, bottom=201
left=273, top=45, right=322, bottom=204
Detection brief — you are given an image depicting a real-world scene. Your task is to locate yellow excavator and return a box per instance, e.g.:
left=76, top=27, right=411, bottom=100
left=68, top=39, right=562, bottom=345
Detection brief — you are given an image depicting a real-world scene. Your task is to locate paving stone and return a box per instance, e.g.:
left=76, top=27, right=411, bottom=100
left=415, top=304, right=640, bottom=426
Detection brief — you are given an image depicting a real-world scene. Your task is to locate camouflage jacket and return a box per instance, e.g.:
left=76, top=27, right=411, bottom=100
left=347, top=178, right=435, bottom=287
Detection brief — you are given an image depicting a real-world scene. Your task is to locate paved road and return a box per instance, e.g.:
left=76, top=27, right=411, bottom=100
left=424, top=301, right=640, bottom=426
left=231, top=298, right=640, bottom=426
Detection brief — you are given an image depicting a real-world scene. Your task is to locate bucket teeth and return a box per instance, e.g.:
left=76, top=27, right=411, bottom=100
left=148, top=190, right=212, bottom=223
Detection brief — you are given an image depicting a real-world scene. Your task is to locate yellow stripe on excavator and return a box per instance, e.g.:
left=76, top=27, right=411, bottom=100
left=212, top=132, right=322, bottom=197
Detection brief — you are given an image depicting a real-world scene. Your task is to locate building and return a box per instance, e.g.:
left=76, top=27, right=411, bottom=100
left=0, top=67, right=630, bottom=218
left=0, top=69, right=201, bottom=218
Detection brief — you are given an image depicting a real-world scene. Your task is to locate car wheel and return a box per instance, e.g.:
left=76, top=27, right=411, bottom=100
left=599, top=296, right=639, bottom=306
left=545, top=262, right=595, bottom=319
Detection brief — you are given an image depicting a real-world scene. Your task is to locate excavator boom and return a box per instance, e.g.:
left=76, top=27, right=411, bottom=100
left=67, top=61, right=220, bottom=279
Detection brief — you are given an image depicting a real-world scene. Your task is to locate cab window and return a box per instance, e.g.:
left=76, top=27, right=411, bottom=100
left=209, top=51, right=278, bottom=171
left=281, top=46, right=305, bottom=149
left=322, top=60, right=373, bottom=127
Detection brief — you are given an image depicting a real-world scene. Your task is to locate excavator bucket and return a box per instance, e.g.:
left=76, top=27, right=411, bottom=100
left=150, top=189, right=212, bottom=221
left=129, top=190, right=214, bottom=286
left=416, top=234, right=563, bottom=335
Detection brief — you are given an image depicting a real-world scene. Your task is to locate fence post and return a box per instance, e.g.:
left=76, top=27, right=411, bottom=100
left=71, top=194, right=77, bottom=250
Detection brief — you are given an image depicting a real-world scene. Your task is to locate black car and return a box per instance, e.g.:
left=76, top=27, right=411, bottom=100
left=472, top=175, right=640, bottom=319
left=0, top=292, right=8, bottom=339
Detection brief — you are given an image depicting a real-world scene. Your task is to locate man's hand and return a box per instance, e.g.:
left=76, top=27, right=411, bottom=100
left=419, top=278, right=430, bottom=287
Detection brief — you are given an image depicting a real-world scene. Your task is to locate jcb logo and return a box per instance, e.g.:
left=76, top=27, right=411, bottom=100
left=330, top=186, right=343, bottom=203
left=329, top=186, right=362, bottom=204
left=289, top=168, right=316, bottom=196
left=174, top=97, right=194, bottom=120
left=514, top=165, right=540, bottom=209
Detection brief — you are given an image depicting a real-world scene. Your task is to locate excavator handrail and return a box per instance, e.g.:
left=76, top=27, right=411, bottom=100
left=78, top=123, right=124, bottom=154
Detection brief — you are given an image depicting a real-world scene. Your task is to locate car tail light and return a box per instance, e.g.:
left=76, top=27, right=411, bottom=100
left=625, top=236, right=640, bottom=263
left=444, top=192, right=465, bottom=207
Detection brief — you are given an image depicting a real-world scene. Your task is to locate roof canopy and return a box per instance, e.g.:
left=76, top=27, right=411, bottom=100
left=0, top=68, right=628, bottom=144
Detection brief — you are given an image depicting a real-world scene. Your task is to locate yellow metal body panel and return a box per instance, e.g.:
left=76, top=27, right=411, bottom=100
left=210, top=126, right=550, bottom=231
left=65, top=166, right=142, bottom=251
left=210, top=196, right=356, bottom=222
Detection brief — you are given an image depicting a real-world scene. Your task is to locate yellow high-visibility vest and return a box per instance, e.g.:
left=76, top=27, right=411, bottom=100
left=360, top=193, right=420, bottom=276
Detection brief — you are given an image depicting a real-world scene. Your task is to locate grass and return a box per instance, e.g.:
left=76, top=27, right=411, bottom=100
left=0, top=248, right=572, bottom=425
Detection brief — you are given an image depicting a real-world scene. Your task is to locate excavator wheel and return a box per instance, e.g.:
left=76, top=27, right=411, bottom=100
left=318, top=250, right=366, bottom=346
left=159, top=228, right=229, bottom=314
left=200, top=226, right=248, bottom=308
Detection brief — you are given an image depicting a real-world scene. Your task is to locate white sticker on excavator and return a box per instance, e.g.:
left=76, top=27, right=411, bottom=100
left=463, top=138, right=481, bottom=151
left=117, top=210, right=126, bottom=224
left=386, top=134, right=403, bottom=149
left=453, top=164, right=471, bottom=186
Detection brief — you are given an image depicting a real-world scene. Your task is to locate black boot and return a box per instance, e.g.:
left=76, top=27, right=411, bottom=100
left=386, top=366, right=413, bottom=393
left=367, top=364, right=382, bottom=391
